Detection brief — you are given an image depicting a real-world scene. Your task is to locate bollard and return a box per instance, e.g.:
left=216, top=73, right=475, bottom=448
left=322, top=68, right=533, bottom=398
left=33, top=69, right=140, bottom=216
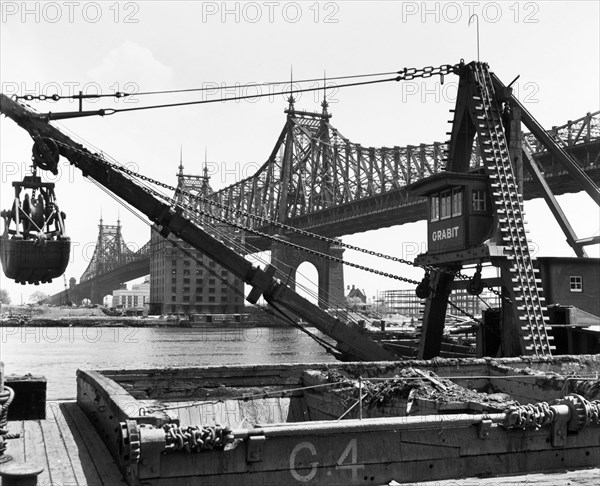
left=0, top=461, right=44, bottom=486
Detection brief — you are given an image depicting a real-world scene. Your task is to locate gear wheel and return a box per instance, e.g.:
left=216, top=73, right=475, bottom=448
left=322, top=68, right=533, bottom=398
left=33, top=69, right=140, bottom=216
left=118, top=420, right=141, bottom=465
left=557, top=394, right=590, bottom=432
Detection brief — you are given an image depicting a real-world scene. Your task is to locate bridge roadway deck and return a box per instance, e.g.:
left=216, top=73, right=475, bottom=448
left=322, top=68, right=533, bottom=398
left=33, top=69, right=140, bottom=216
left=247, top=157, right=600, bottom=250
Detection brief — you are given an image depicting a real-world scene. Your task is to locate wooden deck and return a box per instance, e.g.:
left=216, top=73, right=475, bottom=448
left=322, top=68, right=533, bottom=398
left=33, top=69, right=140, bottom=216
left=4, top=401, right=126, bottom=486
left=410, top=468, right=600, bottom=485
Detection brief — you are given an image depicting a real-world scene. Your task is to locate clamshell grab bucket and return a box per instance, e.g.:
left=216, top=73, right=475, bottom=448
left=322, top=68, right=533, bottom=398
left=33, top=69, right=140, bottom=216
left=0, top=236, right=70, bottom=284
left=0, top=174, right=70, bottom=285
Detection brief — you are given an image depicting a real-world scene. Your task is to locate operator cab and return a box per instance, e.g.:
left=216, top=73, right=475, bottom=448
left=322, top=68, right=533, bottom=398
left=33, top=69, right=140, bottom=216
left=410, top=171, right=494, bottom=255
left=0, top=173, right=70, bottom=285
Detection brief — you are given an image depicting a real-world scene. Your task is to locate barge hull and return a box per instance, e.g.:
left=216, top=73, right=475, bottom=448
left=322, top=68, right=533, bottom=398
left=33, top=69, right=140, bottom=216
left=75, top=357, right=600, bottom=485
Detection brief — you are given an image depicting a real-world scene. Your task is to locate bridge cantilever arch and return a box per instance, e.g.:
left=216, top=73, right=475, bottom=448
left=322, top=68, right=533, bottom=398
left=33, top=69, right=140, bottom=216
left=46, top=218, right=150, bottom=305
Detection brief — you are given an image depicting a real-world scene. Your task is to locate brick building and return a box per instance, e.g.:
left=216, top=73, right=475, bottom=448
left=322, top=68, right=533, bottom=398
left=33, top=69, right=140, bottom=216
left=148, top=156, right=244, bottom=315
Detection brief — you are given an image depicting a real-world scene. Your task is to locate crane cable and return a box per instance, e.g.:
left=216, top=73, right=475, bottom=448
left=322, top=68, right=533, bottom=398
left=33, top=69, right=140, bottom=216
left=35, top=77, right=399, bottom=120
left=90, top=179, right=345, bottom=357
left=27, top=64, right=458, bottom=119
left=140, top=174, right=485, bottom=323
left=49, top=136, right=491, bottom=323
left=13, top=66, right=447, bottom=102
left=100, top=151, right=505, bottom=303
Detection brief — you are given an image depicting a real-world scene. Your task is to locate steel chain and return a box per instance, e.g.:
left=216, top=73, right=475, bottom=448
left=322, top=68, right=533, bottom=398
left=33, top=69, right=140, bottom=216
left=16, top=64, right=458, bottom=101
left=154, top=184, right=484, bottom=322
left=503, top=398, right=600, bottom=430
left=13, top=92, right=128, bottom=101
left=159, top=186, right=422, bottom=286
left=52, top=124, right=475, bottom=277
left=163, top=423, right=234, bottom=452
left=503, top=401, right=558, bottom=429
left=53, top=138, right=486, bottom=322
left=396, top=64, right=458, bottom=82
left=112, top=156, right=505, bottom=304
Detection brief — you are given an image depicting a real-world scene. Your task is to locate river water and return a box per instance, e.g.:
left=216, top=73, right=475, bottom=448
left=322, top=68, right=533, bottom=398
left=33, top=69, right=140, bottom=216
left=0, top=325, right=337, bottom=400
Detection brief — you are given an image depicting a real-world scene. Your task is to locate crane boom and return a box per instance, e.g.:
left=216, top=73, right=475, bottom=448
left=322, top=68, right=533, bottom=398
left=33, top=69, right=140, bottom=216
left=0, top=93, right=397, bottom=362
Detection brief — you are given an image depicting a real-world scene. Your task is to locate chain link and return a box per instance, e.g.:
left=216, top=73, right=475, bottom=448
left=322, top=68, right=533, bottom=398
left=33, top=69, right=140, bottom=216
left=16, top=65, right=458, bottom=102
left=503, top=401, right=558, bottom=429
left=104, top=151, right=504, bottom=304
left=13, top=92, right=128, bottom=102
left=163, top=423, right=234, bottom=452
left=396, top=64, right=458, bottom=82
left=503, top=396, right=600, bottom=430
left=131, top=171, right=485, bottom=323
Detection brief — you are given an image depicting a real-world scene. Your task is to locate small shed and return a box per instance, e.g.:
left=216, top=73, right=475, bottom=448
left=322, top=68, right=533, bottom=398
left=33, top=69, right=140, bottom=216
left=409, top=171, right=494, bottom=255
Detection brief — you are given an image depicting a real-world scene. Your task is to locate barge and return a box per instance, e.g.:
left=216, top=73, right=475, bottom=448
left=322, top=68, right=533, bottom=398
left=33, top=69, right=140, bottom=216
left=73, top=357, right=599, bottom=485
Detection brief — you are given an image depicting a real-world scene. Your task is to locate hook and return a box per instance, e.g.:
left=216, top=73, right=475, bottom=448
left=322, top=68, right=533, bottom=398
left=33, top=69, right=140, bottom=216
left=468, top=14, right=480, bottom=63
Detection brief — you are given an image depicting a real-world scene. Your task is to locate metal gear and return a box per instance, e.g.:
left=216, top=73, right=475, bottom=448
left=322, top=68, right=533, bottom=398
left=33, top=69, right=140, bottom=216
left=118, top=420, right=141, bottom=465
left=557, top=394, right=590, bottom=432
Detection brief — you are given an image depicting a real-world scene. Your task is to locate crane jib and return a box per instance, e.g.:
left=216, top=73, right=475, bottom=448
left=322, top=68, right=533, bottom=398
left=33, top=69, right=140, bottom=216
left=0, top=93, right=397, bottom=362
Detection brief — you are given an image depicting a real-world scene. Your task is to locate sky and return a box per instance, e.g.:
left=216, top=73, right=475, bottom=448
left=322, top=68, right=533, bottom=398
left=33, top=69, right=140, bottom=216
left=0, top=0, right=599, bottom=305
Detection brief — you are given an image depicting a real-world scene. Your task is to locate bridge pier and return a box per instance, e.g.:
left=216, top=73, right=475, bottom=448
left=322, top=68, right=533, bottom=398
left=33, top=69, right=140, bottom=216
left=89, top=283, right=113, bottom=305
left=271, top=236, right=345, bottom=309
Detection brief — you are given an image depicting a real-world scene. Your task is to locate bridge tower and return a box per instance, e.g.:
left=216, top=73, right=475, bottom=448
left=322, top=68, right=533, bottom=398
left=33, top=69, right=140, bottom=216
left=80, top=216, right=136, bottom=303
left=270, top=92, right=345, bottom=309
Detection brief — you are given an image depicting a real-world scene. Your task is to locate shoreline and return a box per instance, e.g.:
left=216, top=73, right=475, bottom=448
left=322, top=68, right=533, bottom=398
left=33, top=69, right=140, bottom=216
left=0, top=304, right=289, bottom=327
left=0, top=316, right=287, bottom=327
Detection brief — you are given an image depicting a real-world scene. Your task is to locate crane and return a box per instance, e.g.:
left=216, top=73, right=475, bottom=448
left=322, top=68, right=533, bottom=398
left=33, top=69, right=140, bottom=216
left=0, top=92, right=396, bottom=362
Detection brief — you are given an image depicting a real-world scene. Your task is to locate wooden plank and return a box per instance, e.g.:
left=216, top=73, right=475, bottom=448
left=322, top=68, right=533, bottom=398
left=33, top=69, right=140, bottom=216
left=187, top=403, right=202, bottom=426
left=174, top=401, right=192, bottom=426
left=23, top=419, right=51, bottom=486
left=39, top=404, right=78, bottom=486
left=50, top=402, right=94, bottom=485
left=288, top=396, right=310, bottom=422
left=62, top=401, right=127, bottom=485
left=55, top=402, right=105, bottom=486
left=418, top=468, right=600, bottom=486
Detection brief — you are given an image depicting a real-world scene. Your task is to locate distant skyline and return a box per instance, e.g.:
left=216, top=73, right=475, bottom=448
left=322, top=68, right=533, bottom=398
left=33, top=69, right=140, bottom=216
left=1, top=1, right=599, bottom=304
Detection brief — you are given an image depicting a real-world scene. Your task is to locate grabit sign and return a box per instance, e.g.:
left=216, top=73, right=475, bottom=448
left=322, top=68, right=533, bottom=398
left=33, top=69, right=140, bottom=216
left=428, top=222, right=465, bottom=252
left=432, top=226, right=460, bottom=241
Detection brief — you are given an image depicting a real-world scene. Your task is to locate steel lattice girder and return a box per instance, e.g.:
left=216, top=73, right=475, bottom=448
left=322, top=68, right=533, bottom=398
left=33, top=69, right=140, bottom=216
left=206, top=110, right=599, bottom=235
